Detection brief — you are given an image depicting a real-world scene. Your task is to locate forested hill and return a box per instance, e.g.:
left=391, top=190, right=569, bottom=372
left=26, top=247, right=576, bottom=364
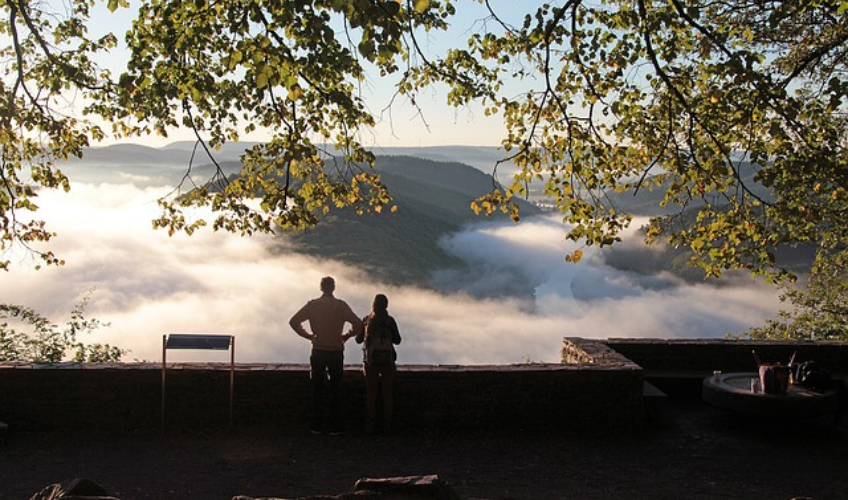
left=603, top=161, right=770, bottom=217
left=599, top=161, right=815, bottom=279
left=287, top=155, right=541, bottom=287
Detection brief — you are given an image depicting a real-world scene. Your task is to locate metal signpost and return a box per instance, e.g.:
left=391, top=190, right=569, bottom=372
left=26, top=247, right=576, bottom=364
left=161, top=333, right=235, bottom=429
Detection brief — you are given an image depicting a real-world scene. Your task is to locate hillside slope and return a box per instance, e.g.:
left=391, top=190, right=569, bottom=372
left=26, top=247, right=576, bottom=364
left=288, top=155, right=540, bottom=287
left=600, top=162, right=814, bottom=278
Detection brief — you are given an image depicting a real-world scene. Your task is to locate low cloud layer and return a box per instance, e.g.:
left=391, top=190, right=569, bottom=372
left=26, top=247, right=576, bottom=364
left=1, top=182, right=783, bottom=364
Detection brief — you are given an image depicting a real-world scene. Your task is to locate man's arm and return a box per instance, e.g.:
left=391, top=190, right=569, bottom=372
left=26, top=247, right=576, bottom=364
left=355, top=316, right=367, bottom=344
left=289, top=305, right=315, bottom=341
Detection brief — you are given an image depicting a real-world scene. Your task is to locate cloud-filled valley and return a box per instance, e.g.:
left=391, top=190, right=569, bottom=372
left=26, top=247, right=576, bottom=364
left=1, top=174, right=784, bottom=364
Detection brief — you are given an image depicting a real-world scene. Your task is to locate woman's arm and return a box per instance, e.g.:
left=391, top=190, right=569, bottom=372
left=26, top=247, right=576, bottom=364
left=355, top=315, right=368, bottom=344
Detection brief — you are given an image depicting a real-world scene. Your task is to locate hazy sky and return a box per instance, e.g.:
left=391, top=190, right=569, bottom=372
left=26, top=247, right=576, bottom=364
left=0, top=180, right=784, bottom=364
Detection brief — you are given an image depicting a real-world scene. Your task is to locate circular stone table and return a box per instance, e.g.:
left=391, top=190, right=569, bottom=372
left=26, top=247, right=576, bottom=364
left=702, top=372, right=839, bottom=419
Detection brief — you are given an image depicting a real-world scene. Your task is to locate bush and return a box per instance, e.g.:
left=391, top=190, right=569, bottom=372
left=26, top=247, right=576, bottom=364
left=0, top=290, right=125, bottom=362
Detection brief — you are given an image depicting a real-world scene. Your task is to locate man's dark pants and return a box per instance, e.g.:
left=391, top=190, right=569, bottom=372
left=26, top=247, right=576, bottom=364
left=310, top=349, right=344, bottom=432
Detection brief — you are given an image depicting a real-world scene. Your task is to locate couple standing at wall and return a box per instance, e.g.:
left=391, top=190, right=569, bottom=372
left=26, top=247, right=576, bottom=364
left=289, top=276, right=401, bottom=435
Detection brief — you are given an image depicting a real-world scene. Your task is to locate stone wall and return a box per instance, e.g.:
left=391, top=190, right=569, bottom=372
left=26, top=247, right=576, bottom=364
left=0, top=340, right=644, bottom=433
left=602, top=338, right=848, bottom=376
left=601, top=338, right=848, bottom=399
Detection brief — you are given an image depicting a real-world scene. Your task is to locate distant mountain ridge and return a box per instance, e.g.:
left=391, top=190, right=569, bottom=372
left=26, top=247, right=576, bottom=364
left=70, top=142, right=507, bottom=172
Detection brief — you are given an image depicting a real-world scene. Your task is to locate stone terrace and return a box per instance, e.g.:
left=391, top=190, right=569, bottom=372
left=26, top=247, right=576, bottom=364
left=1, top=338, right=846, bottom=434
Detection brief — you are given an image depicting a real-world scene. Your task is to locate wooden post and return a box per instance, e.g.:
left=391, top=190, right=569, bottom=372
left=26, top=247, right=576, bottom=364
left=229, top=336, right=235, bottom=427
left=161, top=334, right=167, bottom=430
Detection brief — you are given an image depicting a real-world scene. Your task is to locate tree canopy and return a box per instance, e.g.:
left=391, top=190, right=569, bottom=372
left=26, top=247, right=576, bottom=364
left=2, top=0, right=847, bottom=337
left=1, top=0, right=118, bottom=269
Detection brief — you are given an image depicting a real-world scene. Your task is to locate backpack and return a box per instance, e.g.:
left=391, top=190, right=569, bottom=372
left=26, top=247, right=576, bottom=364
left=792, top=361, right=832, bottom=393
left=365, top=315, right=394, bottom=366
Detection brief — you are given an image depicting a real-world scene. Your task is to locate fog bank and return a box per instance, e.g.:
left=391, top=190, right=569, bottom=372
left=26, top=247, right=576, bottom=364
left=0, top=183, right=782, bottom=364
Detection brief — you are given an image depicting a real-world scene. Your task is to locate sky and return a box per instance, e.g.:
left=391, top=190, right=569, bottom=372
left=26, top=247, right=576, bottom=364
left=0, top=178, right=784, bottom=365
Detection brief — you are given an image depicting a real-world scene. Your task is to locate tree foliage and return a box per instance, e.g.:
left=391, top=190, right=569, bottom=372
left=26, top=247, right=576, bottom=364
left=2, top=0, right=847, bottom=339
left=747, top=250, right=848, bottom=340
left=0, top=0, right=120, bottom=270
left=99, top=0, right=450, bottom=236
left=0, top=290, right=124, bottom=362
left=402, top=0, right=848, bottom=281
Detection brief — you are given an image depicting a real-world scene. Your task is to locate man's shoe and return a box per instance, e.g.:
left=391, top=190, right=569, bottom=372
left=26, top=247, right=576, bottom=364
left=328, top=428, right=345, bottom=436
left=309, top=427, right=322, bottom=435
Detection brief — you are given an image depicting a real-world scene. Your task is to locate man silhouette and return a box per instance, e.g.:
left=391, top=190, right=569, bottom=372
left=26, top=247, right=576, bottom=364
left=290, top=276, right=362, bottom=434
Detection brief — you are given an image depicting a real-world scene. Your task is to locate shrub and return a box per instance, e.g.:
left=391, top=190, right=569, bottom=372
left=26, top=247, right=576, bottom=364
left=0, top=290, right=125, bottom=362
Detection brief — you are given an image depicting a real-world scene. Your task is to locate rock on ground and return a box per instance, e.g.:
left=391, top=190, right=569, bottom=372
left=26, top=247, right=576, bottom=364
left=32, top=475, right=471, bottom=500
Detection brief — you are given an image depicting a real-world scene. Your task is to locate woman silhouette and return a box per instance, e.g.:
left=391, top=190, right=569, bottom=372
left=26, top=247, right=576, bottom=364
left=356, top=293, right=402, bottom=434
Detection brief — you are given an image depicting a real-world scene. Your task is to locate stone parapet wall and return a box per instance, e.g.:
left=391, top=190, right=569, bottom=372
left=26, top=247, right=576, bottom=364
left=562, top=337, right=641, bottom=368
left=601, top=338, right=848, bottom=377
left=0, top=343, right=644, bottom=433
